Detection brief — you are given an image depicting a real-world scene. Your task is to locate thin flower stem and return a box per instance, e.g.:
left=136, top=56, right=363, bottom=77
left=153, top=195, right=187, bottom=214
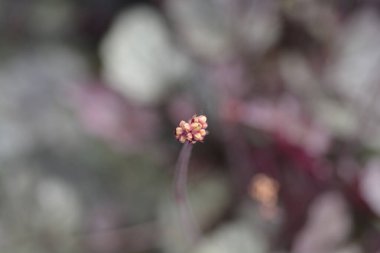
left=174, top=142, right=199, bottom=244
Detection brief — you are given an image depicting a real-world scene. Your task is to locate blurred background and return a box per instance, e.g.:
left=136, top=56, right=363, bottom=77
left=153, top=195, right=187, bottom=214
left=1, top=0, right=380, bottom=252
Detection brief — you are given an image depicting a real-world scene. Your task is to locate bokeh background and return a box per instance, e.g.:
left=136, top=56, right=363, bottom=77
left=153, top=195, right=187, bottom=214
left=2, top=0, right=380, bottom=252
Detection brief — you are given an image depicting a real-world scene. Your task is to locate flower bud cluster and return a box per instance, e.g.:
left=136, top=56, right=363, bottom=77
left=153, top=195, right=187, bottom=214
left=175, top=115, right=208, bottom=144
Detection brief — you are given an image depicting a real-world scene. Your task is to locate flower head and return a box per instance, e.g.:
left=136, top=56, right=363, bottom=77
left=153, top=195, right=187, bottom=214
left=175, top=115, right=208, bottom=144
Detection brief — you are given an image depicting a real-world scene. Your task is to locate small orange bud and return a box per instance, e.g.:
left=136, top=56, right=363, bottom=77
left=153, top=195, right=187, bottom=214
left=198, top=115, right=207, bottom=124
left=179, top=120, right=186, bottom=127
left=191, top=122, right=201, bottom=131
left=179, top=136, right=186, bottom=143
left=176, top=127, right=183, bottom=135
left=183, top=123, right=191, bottom=131
left=199, top=129, right=206, bottom=136
left=194, top=133, right=202, bottom=141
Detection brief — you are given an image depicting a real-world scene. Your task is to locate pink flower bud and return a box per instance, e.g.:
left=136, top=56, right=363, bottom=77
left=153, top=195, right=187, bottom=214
left=175, top=114, right=208, bottom=144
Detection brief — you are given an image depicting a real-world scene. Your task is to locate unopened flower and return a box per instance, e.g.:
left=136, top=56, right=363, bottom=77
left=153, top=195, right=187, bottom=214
left=175, top=115, right=208, bottom=144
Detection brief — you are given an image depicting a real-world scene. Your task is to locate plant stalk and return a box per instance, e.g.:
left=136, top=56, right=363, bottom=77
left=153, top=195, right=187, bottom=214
left=174, top=142, right=199, bottom=243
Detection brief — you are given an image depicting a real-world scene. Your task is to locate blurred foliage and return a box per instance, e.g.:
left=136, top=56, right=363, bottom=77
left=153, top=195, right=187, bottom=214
left=1, top=0, right=380, bottom=253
